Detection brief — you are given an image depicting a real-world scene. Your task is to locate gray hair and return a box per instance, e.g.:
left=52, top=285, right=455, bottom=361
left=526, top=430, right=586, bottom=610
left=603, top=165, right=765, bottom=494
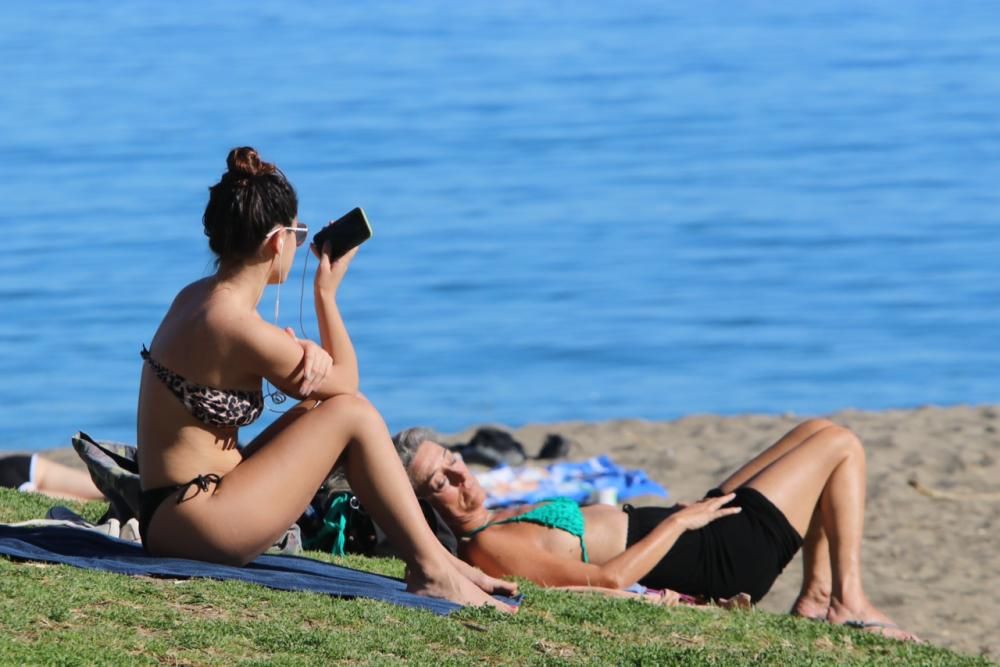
left=392, top=426, right=441, bottom=473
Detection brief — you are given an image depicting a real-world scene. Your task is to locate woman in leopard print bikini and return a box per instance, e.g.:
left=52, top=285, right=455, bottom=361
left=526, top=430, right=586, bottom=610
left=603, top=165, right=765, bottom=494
left=136, top=146, right=515, bottom=611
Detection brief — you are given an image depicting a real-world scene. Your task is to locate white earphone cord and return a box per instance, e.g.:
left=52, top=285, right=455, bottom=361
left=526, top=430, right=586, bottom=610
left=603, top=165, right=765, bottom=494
left=263, top=243, right=311, bottom=412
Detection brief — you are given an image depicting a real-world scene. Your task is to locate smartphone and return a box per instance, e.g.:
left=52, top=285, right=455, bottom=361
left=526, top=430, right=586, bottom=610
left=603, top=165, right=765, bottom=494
left=312, top=207, right=373, bottom=261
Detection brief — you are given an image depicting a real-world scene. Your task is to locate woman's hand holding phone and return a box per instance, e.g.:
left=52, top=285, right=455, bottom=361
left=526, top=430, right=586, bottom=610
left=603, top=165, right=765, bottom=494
left=313, top=243, right=358, bottom=298
left=308, top=208, right=368, bottom=392
left=311, top=207, right=371, bottom=298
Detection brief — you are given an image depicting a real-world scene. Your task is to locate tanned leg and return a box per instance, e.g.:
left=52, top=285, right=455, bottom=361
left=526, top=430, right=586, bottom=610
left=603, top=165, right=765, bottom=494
left=145, top=394, right=512, bottom=611
left=33, top=458, right=105, bottom=501
left=793, top=510, right=832, bottom=619
left=742, top=426, right=917, bottom=641
left=713, top=419, right=835, bottom=618
left=716, top=419, right=834, bottom=492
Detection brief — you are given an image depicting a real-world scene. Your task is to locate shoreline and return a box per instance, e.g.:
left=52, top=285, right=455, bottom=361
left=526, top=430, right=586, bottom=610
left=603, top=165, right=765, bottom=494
left=30, top=405, right=1000, bottom=659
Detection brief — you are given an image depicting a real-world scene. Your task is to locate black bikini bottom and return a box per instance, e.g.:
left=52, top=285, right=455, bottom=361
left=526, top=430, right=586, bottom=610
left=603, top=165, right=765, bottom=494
left=624, top=487, right=803, bottom=603
left=138, top=474, right=220, bottom=550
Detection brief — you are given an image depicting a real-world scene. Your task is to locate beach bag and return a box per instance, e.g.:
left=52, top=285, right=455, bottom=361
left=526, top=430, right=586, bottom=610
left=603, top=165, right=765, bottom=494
left=71, top=432, right=142, bottom=522
left=302, top=492, right=377, bottom=556
left=302, top=491, right=458, bottom=558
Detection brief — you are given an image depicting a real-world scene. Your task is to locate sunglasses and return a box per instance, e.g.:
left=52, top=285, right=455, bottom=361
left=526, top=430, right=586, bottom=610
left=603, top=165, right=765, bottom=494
left=264, top=224, right=309, bottom=247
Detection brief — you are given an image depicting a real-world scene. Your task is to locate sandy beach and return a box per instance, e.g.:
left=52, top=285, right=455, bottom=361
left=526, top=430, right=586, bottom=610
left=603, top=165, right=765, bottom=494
left=36, top=405, right=998, bottom=660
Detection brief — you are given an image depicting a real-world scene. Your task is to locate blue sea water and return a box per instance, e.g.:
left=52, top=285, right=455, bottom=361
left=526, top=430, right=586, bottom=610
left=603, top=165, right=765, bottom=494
left=1, top=2, right=999, bottom=450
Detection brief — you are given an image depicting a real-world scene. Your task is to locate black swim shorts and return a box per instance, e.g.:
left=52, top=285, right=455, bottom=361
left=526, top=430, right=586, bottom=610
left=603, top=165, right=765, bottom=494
left=624, top=487, right=803, bottom=603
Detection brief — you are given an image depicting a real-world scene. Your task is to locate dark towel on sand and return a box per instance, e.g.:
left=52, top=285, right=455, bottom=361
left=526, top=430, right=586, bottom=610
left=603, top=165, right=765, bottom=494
left=0, top=525, right=518, bottom=615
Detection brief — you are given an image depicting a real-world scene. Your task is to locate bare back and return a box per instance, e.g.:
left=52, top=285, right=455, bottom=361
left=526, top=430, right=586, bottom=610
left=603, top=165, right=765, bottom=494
left=137, top=277, right=265, bottom=489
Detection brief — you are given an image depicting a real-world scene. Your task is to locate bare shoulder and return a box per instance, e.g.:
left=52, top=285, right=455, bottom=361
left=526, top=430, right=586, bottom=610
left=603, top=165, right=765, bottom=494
left=169, top=277, right=215, bottom=312
left=206, top=295, right=303, bottom=376
left=205, top=296, right=265, bottom=340
left=158, top=282, right=271, bottom=362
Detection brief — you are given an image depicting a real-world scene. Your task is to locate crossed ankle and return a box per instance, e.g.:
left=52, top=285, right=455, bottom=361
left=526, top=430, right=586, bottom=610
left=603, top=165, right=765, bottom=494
left=827, top=594, right=875, bottom=617
left=798, top=583, right=832, bottom=602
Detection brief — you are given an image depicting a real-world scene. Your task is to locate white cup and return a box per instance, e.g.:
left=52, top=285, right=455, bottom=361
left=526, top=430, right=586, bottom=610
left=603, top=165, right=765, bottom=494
left=597, top=488, right=618, bottom=505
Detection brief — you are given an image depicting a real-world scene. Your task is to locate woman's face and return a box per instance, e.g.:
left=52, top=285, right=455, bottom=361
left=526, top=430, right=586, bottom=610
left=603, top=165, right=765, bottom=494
left=409, top=441, right=487, bottom=521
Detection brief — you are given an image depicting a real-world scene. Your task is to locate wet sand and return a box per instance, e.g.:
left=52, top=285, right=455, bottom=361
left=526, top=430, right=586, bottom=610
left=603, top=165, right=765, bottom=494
left=37, top=405, right=999, bottom=659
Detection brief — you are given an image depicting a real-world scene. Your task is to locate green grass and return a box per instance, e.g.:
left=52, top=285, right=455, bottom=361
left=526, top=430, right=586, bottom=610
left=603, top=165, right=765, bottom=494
left=0, top=489, right=991, bottom=666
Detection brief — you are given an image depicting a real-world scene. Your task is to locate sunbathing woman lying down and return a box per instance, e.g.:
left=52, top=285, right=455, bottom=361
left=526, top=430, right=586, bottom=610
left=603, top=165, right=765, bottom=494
left=394, top=419, right=919, bottom=641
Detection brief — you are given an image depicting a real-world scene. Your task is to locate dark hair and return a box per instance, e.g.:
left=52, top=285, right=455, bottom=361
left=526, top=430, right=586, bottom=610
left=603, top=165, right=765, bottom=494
left=202, top=147, right=298, bottom=265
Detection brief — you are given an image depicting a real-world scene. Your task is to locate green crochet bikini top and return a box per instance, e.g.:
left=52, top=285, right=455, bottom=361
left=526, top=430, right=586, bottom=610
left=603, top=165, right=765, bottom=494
left=464, top=497, right=589, bottom=563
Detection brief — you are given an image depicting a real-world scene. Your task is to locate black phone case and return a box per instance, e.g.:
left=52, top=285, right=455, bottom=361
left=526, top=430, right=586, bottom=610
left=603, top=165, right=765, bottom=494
left=312, top=207, right=372, bottom=260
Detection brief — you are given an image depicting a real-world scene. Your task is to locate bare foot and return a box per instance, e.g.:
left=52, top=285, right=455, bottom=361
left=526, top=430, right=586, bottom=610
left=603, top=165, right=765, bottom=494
left=406, top=564, right=516, bottom=613
left=790, top=589, right=830, bottom=620
left=449, top=553, right=519, bottom=597
left=827, top=598, right=921, bottom=642
left=461, top=565, right=519, bottom=598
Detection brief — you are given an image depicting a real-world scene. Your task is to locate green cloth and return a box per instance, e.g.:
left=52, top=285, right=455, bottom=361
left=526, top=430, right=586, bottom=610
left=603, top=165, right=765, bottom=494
left=304, top=492, right=354, bottom=555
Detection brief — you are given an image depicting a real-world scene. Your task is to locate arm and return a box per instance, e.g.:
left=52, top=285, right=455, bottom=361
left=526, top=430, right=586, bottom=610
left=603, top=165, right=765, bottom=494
left=233, top=244, right=362, bottom=400
left=466, top=494, right=741, bottom=590
left=313, top=245, right=359, bottom=393
left=467, top=525, right=677, bottom=589
left=552, top=586, right=683, bottom=606
left=231, top=317, right=357, bottom=400
left=314, top=286, right=357, bottom=391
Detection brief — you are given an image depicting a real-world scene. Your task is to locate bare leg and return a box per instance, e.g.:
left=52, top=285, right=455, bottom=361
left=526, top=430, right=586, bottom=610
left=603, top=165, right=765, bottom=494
left=741, top=426, right=917, bottom=641
left=33, top=458, right=104, bottom=501
left=717, top=419, right=834, bottom=493
left=713, top=419, right=835, bottom=618
left=792, top=511, right=832, bottom=619
left=146, top=395, right=512, bottom=611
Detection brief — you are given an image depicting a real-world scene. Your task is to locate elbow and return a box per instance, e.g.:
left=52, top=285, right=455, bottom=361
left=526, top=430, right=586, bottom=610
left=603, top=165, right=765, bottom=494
left=311, top=386, right=360, bottom=401
left=339, top=366, right=360, bottom=396
left=310, top=368, right=360, bottom=400
left=598, top=569, right=626, bottom=591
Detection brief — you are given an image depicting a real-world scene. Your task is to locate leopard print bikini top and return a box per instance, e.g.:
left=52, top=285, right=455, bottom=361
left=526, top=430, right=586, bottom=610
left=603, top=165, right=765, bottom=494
left=141, top=346, right=263, bottom=428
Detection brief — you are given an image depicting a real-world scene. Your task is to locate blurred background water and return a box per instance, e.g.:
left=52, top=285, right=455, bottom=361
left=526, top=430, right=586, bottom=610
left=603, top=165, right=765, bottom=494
left=1, top=2, right=999, bottom=450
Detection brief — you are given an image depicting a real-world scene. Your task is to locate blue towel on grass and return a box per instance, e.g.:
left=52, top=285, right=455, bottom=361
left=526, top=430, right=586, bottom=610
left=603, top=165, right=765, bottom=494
left=0, top=524, right=517, bottom=615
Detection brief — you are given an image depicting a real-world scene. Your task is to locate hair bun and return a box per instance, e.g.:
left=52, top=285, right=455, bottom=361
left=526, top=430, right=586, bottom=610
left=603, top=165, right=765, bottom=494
left=226, top=146, right=277, bottom=178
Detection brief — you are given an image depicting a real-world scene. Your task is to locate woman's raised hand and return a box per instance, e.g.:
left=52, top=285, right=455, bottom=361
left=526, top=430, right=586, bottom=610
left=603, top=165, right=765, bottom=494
left=284, top=328, right=332, bottom=396
left=312, top=243, right=359, bottom=296
left=669, top=493, right=742, bottom=531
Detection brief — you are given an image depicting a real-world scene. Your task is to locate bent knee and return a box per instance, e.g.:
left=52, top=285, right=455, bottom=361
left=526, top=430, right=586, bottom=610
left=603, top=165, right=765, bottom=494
left=824, top=425, right=865, bottom=458
left=799, top=418, right=836, bottom=433
left=317, top=392, right=365, bottom=410
left=315, top=392, right=382, bottom=423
